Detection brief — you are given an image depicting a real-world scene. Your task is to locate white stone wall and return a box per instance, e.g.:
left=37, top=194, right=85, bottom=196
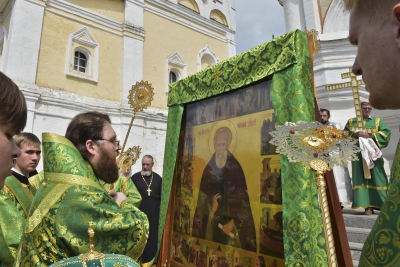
left=18, top=81, right=168, bottom=175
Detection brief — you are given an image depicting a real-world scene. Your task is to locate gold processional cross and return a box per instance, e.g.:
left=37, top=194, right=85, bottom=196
left=325, top=67, right=373, bottom=133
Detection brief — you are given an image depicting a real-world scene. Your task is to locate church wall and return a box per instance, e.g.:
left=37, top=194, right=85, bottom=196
left=142, top=10, right=229, bottom=109
left=35, top=10, right=123, bottom=102
left=64, top=0, right=125, bottom=22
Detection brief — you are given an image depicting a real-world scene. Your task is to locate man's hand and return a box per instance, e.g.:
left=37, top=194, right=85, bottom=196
left=108, top=190, right=128, bottom=206
left=353, top=131, right=371, bottom=138
left=210, top=193, right=221, bottom=221
left=107, top=189, right=117, bottom=197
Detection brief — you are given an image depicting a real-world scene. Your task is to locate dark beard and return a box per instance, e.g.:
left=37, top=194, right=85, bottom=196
left=92, top=147, right=119, bottom=184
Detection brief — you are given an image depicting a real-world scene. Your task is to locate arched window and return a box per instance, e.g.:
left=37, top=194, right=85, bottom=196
left=169, top=71, right=177, bottom=84
left=74, top=51, right=87, bottom=73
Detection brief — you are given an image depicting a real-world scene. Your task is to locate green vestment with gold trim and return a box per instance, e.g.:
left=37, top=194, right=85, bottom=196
left=15, top=133, right=149, bottom=267
left=0, top=176, right=34, bottom=267
left=359, top=140, right=400, bottom=266
left=344, top=117, right=391, bottom=209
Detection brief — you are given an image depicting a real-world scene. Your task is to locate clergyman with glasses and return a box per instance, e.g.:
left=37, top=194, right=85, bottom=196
left=344, top=102, right=391, bottom=215
left=16, top=111, right=149, bottom=266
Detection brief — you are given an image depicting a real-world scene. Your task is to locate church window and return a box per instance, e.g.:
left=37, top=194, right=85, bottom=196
left=65, top=27, right=99, bottom=82
left=197, top=45, right=218, bottom=71
left=209, top=9, right=228, bottom=26
left=74, top=51, right=87, bottom=73
left=166, top=52, right=186, bottom=92
left=169, top=71, right=178, bottom=84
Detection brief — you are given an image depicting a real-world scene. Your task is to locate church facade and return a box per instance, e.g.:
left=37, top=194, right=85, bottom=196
left=0, top=0, right=236, bottom=173
left=278, top=0, right=400, bottom=167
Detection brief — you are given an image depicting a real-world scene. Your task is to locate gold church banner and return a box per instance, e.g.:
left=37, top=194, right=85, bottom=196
left=159, top=30, right=329, bottom=267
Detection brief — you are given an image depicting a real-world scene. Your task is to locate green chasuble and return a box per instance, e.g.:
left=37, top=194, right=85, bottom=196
left=344, top=117, right=391, bottom=209
left=15, top=133, right=149, bottom=267
left=0, top=176, right=34, bottom=266
left=359, top=140, right=400, bottom=266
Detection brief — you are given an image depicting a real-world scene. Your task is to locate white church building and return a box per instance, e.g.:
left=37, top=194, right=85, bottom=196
left=278, top=0, right=400, bottom=168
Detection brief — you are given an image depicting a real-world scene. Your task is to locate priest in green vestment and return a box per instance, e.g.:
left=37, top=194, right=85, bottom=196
left=0, top=133, right=41, bottom=267
left=344, top=102, right=391, bottom=215
left=15, top=112, right=149, bottom=267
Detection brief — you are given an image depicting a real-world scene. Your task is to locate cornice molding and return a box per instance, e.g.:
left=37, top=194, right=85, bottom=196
left=44, top=0, right=145, bottom=37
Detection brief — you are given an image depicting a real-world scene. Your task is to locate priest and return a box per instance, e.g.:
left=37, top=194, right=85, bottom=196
left=15, top=112, right=149, bottom=266
left=131, top=155, right=162, bottom=266
left=344, top=102, right=391, bottom=215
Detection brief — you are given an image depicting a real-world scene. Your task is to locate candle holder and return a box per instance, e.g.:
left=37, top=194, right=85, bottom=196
left=269, top=121, right=359, bottom=267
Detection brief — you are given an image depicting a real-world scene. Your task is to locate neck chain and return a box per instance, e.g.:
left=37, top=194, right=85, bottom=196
left=141, top=172, right=153, bottom=196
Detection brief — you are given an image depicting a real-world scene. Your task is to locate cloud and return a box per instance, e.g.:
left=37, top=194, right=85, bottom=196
left=233, top=0, right=287, bottom=54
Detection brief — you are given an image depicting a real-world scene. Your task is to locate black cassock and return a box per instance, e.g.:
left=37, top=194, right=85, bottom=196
left=192, top=151, right=256, bottom=252
left=131, top=171, right=162, bottom=263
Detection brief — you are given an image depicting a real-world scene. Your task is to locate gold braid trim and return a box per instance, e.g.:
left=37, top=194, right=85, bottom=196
left=5, top=176, right=32, bottom=217
left=353, top=185, right=388, bottom=190
left=26, top=184, right=71, bottom=233
left=45, top=172, right=105, bottom=191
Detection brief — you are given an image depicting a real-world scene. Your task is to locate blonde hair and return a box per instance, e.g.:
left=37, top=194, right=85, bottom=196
left=14, top=132, right=41, bottom=148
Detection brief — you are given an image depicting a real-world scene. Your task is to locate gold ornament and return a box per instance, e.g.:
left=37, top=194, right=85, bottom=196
left=128, top=80, right=155, bottom=113
left=117, top=146, right=142, bottom=175
left=270, top=121, right=360, bottom=267
left=78, top=222, right=104, bottom=260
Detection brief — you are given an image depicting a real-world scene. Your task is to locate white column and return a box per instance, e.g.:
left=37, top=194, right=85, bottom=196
left=122, top=0, right=145, bottom=101
left=278, top=0, right=306, bottom=32
left=302, top=0, right=322, bottom=33
left=3, top=0, right=45, bottom=83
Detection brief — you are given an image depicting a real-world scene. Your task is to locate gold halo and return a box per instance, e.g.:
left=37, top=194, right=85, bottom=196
left=128, top=81, right=154, bottom=113
left=117, top=146, right=142, bottom=174
left=208, top=120, right=238, bottom=155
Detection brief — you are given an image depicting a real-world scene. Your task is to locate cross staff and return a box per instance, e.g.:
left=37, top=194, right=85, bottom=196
left=325, top=68, right=373, bottom=133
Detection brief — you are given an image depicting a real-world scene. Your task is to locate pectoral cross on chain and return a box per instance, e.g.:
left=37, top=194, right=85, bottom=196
left=325, top=67, right=372, bottom=133
left=147, top=188, right=152, bottom=196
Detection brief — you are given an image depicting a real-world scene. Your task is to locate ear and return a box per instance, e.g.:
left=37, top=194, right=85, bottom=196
left=393, top=4, right=400, bottom=48
left=85, top=140, right=97, bottom=156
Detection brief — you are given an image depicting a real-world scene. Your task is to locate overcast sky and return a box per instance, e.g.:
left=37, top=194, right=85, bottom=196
left=232, top=1, right=286, bottom=54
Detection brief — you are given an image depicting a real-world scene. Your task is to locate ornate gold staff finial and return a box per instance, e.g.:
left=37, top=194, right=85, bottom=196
left=305, top=28, right=321, bottom=55
left=78, top=222, right=104, bottom=261
left=116, top=80, right=154, bottom=175
left=270, top=122, right=360, bottom=267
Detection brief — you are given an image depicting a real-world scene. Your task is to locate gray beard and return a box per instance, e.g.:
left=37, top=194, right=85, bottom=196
left=141, top=170, right=152, bottom=176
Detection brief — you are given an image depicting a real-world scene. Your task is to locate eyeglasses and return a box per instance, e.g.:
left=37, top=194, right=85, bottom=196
left=95, top=139, right=120, bottom=147
left=362, top=108, right=372, bottom=111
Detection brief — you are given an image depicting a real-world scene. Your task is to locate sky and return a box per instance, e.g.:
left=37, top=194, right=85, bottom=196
left=232, top=1, right=287, bottom=54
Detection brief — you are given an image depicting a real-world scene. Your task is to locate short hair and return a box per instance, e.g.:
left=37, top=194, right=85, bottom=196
left=143, top=155, right=154, bottom=163
left=361, top=101, right=370, bottom=106
left=214, top=127, right=232, bottom=145
left=320, top=108, right=330, bottom=117
left=344, top=0, right=400, bottom=25
left=65, top=111, right=111, bottom=160
left=0, top=72, right=27, bottom=134
left=14, top=132, right=41, bottom=148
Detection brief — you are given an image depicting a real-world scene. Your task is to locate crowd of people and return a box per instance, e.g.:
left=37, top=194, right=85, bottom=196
left=1, top=0, right=400, bottom=266
left=0, top=72, right=162, bottom=267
